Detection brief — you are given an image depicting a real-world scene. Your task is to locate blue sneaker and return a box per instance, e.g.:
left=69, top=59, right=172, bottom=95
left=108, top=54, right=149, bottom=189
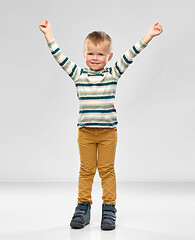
left=70, top=201, right=91, bottom=229
left=101, top=204, right=117, bottom=230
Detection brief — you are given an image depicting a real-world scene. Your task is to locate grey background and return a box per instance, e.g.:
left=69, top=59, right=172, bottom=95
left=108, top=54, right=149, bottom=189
left=0, top=0, right=194, bottom=182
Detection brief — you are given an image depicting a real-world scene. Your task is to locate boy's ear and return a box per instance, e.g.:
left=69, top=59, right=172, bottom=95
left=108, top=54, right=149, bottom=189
left=108, top=52, right=113, bottom=61
left=83, top=50, right=86, bottom=58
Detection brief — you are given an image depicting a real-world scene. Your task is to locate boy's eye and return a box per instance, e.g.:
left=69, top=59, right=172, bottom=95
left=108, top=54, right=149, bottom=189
left=99, top=53, right=103, bottom=56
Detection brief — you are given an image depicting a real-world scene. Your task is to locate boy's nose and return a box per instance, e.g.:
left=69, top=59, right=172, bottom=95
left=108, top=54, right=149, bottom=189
left=93, top=55, right=98, bottom=60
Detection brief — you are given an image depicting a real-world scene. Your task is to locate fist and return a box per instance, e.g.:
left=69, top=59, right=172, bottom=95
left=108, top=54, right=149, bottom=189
left=148, top=22, right=163, bottom=37
left=39, top=19, right=52, bottom=34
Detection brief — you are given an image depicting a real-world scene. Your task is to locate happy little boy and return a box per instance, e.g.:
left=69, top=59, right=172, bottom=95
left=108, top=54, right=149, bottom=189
left=39, top=20, right=163, bottom=230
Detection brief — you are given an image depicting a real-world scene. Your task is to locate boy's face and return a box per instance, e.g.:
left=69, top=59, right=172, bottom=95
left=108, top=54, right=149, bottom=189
left=83, top=40, right=113, bottom=71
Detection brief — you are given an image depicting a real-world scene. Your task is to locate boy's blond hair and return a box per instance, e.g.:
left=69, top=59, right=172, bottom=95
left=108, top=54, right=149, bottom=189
left=84, top=31, right=112, bottom=53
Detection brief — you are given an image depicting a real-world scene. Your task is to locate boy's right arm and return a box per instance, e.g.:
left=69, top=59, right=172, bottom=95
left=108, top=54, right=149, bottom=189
left=39, top=19, right=81, bottom=82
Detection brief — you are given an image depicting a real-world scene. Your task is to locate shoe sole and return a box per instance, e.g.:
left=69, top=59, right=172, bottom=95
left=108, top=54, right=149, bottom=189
left=70, top=221, right=90, bottom=229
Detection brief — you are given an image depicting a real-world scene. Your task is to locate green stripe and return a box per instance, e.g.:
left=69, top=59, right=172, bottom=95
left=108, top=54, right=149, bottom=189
left=79, top=109, right=116, bottom=114
left=53, top=51, right=61, bottom=59
left=48, top=40, right=55, bottom=47
left=51, top=48, right=60, bottom=55
left=62, top=60, right=71, bottom=71
left=76, top=82, right=117, bottom=87
left=123, top=55, right=133, bottom=64
left=115, top=62, right=123, bottom=75
left=60, top=57, right=68, bottom=66
left=109, top=67, right=112, bottom=75
left=77, top=122, right=118, bottom=127
left=79, top=103, right=114, bottom=110
left=129, top=49, right=136, bottom=58
left=79, top=96, right=115, bottom=100
left=69, top=64, right=77, bottom=77
left=79, top=90, right=115, bottom=97
left=132, top=45, right=140, bottom=54
left=120, top=57, right=128, bottom=69
left=139, top=39, right=147, bottom=48
left=88, top=73, right=104, bottom=76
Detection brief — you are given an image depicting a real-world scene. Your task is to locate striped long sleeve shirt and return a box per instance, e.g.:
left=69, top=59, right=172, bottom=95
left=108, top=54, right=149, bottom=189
left=47, top=38, right=147, bottom=128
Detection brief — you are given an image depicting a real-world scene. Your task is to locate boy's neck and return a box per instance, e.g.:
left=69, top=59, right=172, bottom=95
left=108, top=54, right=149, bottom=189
left=88, top=67, right=105, bottom=73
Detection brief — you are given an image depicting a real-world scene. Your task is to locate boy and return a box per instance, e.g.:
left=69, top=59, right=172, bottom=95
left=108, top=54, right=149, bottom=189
left=39, top=20, right=163, bottom=230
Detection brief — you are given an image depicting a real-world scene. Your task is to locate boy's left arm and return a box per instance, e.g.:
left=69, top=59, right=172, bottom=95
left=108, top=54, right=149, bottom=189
left=110, top=22, right=163, bottom=80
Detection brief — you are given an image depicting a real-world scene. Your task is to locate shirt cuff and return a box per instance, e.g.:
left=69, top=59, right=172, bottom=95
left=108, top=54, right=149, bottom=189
left=141, top=38, right=148, bottom=47
left=47, top=39, right=55, bottom=46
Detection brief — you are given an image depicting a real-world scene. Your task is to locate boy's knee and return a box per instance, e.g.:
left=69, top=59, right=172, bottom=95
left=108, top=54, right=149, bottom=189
left=79, top=166, right=97, bottom=178
left=98, top=165, right=115, bottom=179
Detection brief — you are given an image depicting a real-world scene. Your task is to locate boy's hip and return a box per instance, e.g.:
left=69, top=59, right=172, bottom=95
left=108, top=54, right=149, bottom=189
left=78, top=126, right=117, bottom=143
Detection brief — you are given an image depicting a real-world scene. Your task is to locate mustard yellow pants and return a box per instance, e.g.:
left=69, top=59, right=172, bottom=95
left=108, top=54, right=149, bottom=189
left=77, top=127, right=117, bottom=205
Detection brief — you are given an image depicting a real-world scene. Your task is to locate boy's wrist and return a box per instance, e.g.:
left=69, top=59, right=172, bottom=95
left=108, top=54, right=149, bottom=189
left=44, top=32, right=54, bottom=43
left=142, top=33, right=153, bottom=44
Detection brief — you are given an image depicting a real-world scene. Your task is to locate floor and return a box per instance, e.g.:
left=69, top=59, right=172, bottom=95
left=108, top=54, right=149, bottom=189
left=0, top=182, right=195, bottom=240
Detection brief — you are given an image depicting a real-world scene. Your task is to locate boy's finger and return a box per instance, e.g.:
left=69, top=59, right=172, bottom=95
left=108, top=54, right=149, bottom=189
left=40, top=24, right=46, bottom=28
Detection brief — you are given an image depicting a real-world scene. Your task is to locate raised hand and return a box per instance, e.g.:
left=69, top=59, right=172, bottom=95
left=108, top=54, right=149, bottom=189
left=142, top=22, right=163, bottom=44
left=39, top=19, right=54, bottom=42
left=39, top=19, right=52, bottom=35
left=148, top=22, right=163, bottom=37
